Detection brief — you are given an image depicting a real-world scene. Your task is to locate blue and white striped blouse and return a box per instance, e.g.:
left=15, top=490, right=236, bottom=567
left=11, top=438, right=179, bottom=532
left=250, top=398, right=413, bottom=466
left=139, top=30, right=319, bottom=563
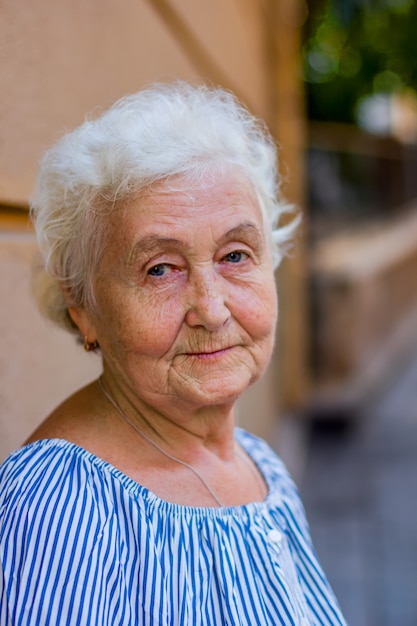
left=0, top=428, right=345, bottom=625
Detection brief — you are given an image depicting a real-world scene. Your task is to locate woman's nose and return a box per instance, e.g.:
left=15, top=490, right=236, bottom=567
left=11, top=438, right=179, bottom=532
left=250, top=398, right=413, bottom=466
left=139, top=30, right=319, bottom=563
left=184, top=268, right=231, bottom=331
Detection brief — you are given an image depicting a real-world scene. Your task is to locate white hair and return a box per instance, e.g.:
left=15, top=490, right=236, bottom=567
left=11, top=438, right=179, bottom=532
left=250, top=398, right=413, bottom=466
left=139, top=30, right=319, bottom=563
left=31, top=82, right=298, bottom=334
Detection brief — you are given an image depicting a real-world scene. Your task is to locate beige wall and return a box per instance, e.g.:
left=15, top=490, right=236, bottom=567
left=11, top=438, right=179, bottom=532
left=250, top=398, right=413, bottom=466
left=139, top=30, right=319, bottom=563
left=1, top=0, right=289, bottom=459
left=0, top=0, right=267, bottom=205
left=0, top=232, right=102, bottom=461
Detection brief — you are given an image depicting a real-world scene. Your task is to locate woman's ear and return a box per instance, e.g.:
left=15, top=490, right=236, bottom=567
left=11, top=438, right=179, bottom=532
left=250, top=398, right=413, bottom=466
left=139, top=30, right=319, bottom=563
left=67, top=306, right=98, bottom=345
left=62, top=285, right=98, bottom=344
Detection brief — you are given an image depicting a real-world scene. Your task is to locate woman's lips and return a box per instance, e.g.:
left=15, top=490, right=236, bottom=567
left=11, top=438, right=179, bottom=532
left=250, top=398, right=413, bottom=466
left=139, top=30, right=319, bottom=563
left=184, top=347, right=233, bottom=359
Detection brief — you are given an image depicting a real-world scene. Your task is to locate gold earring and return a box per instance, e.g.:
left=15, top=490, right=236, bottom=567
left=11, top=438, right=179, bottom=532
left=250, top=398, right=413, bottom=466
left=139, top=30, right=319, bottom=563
left=84, top=336, right=99, bottom=352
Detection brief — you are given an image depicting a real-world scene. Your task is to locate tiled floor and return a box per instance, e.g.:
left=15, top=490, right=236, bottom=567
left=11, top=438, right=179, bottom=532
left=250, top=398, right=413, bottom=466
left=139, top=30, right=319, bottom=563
left=300, top=355, right=417, bottom=626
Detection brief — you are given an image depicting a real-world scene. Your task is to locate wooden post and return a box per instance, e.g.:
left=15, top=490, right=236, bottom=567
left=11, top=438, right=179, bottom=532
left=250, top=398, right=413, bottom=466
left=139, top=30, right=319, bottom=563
left=266, top=0, right=311, bottom=410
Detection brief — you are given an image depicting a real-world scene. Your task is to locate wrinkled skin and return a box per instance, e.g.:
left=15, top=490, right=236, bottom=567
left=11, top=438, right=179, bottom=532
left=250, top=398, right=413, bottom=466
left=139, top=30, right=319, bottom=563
left=70, top=169, right=278, bottom=440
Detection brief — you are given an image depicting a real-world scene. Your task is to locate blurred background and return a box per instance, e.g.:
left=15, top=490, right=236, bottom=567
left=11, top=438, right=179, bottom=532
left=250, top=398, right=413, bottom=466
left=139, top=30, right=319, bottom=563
left=1, top=1, right=417, bottom=623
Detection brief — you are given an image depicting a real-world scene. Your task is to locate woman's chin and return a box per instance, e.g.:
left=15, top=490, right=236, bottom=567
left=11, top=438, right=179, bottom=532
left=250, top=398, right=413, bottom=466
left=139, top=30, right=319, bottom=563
left=169, top=367, right=256, bottom=410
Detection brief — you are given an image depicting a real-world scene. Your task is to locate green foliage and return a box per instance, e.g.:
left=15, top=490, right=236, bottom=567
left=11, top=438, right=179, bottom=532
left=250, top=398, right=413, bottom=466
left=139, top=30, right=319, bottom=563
left=303, top=0, right=417, bottom=123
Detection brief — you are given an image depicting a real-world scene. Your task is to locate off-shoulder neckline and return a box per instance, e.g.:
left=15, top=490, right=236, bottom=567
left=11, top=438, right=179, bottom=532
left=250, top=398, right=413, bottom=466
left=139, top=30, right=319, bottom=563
left=10, top=429, right=278, bottom=517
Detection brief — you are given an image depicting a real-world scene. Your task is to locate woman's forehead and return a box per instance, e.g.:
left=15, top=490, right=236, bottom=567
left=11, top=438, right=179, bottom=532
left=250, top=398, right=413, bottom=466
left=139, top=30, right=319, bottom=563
left=104, top=175, right=267, bottom=264
left=116, top=171, right=263, bottom=226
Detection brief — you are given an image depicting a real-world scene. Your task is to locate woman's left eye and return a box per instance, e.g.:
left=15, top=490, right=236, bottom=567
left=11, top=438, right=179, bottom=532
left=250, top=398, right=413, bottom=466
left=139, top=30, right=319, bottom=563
left=223, top=251, right=248, bottom=263
left=147, top=264, right=171, bottom=277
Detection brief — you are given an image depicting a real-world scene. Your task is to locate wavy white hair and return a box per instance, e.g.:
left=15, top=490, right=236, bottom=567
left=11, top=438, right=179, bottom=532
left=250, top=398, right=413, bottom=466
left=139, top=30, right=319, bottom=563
left=31, top=82, right=298, bottom=334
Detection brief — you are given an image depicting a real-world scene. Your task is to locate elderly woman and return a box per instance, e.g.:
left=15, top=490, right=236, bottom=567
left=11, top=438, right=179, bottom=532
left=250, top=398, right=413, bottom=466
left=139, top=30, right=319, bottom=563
left=0, top=83, right=345, bottom=625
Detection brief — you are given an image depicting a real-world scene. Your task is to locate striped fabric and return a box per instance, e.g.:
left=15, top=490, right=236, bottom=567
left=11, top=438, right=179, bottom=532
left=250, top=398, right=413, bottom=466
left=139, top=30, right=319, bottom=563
left=0, top=429, right=346, bottom=625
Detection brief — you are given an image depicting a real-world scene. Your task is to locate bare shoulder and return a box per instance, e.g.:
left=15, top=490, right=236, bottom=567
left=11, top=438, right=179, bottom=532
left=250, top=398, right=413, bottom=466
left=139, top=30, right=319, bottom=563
left=22, top=381, right=146, bottom=485
left=25, top=380, right=108, bottom=447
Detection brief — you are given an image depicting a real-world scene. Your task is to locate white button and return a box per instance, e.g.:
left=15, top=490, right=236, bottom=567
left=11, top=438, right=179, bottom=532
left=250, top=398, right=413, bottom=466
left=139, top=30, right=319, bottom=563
left=267, top=529, right=283, bottom=544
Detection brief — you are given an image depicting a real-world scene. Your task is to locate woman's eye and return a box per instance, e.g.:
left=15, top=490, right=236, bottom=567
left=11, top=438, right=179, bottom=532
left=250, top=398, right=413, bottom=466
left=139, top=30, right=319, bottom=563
left=147, top=264, right=170, bottom=277
left=223, top=251, right=248, bottom=263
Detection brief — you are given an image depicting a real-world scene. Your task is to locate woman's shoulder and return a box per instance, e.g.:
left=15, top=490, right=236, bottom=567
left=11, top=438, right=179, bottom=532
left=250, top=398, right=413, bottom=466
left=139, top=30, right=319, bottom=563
left=1, top=438, right=91, bottom=479
left=23, top=381, right=107, bottom=446
left=1, top=440, right=83, bottom=506
left=235, top=427, right=308, bottom=521
left=0, top=439, right=134, bottom=521
left=235, top=427, right=293, bottom=483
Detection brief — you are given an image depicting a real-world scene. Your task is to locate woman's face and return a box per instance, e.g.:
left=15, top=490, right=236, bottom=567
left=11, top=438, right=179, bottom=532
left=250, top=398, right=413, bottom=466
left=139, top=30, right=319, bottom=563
left=74, top=170, right=278, bottom=413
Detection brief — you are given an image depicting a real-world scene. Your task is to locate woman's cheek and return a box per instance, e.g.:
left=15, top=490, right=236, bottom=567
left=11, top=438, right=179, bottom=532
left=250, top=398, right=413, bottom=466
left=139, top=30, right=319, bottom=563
left=241, top=280, right=277, bottom=336
left=124, top=295, right=185, bottom=356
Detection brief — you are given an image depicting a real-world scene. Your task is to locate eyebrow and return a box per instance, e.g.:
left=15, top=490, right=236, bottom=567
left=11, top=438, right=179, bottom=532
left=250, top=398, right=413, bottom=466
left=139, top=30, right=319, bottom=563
left=127, top=222, right=264, bottom=265
left=219, top=223, right=263, bottom=248
left=127, top=237, right=183, bottom=267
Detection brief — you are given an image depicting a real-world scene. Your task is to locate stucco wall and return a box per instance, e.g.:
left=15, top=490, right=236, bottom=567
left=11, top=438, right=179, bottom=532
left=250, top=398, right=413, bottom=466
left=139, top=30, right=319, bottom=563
left=0, top=232, right=102, bottom=461
left=0, top=0, right=267, bottom=205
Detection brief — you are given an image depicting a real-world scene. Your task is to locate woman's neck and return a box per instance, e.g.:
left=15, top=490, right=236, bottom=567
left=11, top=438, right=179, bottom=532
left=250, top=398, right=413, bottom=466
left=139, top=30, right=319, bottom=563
left=99, top=372, right=238, bottom=463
